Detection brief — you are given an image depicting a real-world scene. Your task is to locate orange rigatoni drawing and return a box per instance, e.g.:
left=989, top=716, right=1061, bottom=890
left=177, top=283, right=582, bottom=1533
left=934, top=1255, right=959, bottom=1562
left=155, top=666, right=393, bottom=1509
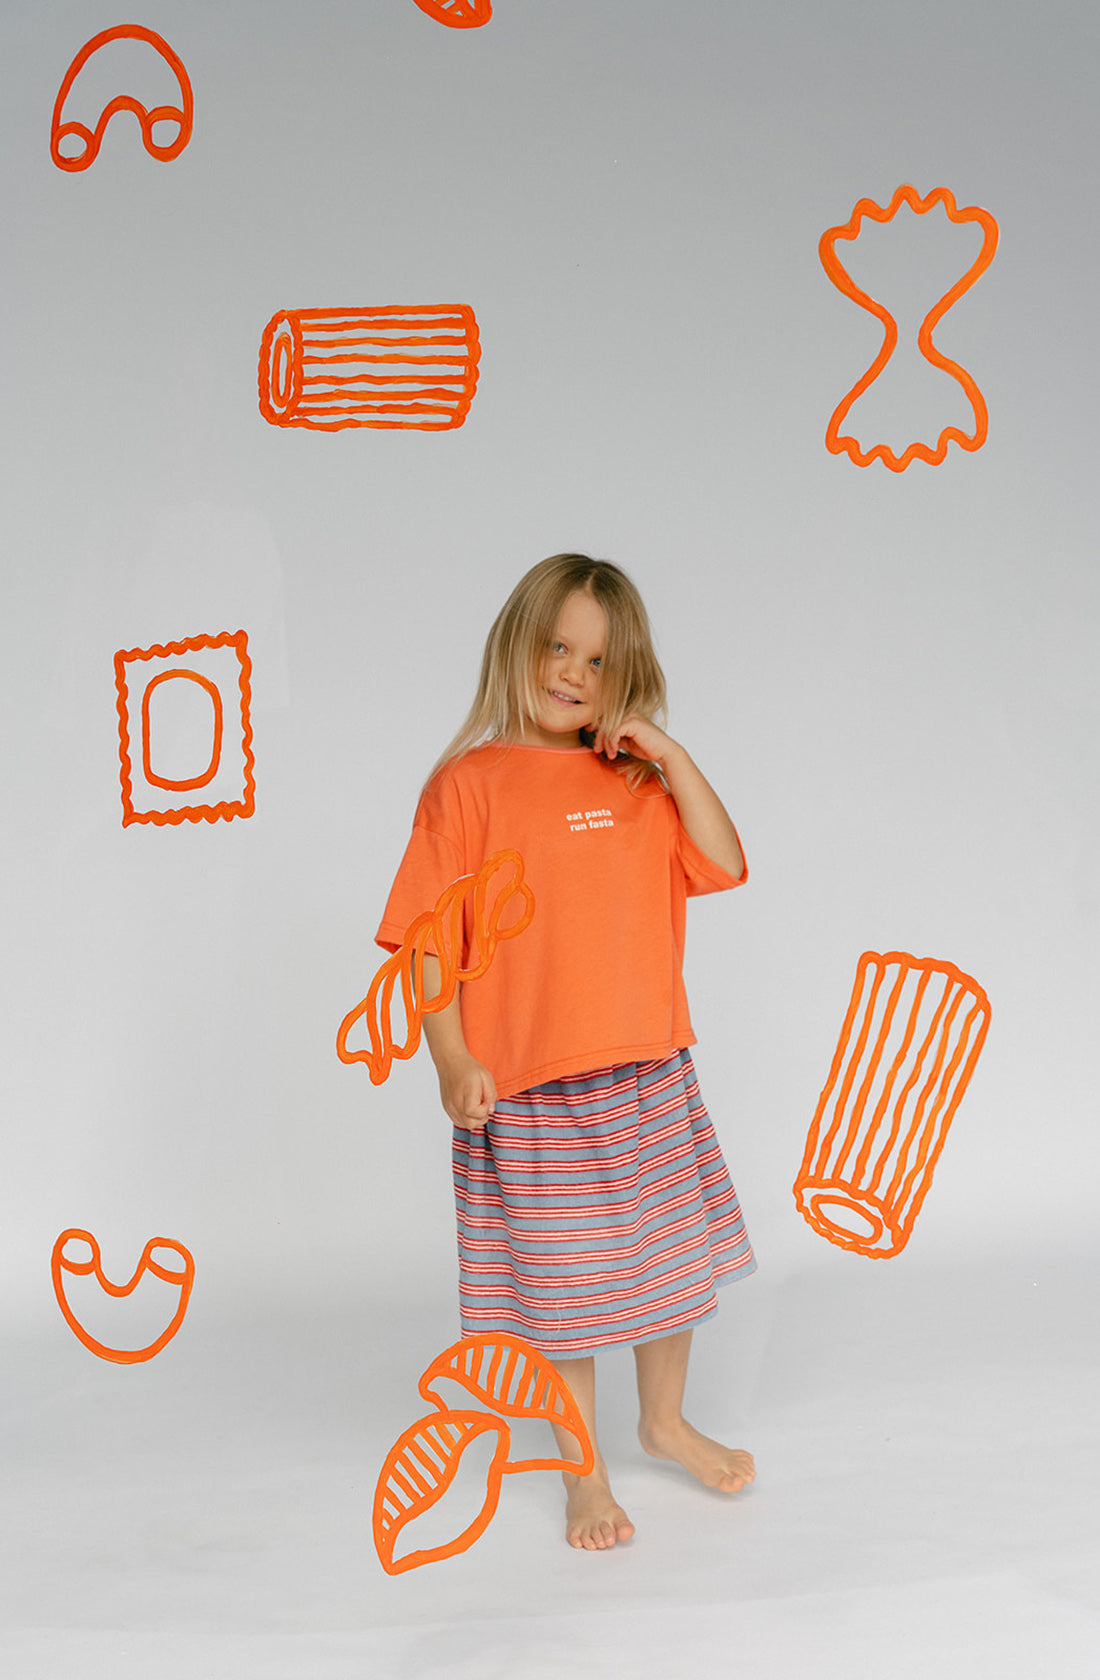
left=50, top=24, right=193, bottom=173
left=794, top=952, right=991, bottom=1258
left=819, top=185, right=999, bottom=471
left=51, top=1230, right=195, bottom=1364
left=114, top=631, right=255, bottom=827
left=336, top=850, right=534, bottom=1084
left=374, top=1335, right=594, bottom=1574
left=411, top=0, right=493, bottom=25
left=258, top=307, right=481, bottom=432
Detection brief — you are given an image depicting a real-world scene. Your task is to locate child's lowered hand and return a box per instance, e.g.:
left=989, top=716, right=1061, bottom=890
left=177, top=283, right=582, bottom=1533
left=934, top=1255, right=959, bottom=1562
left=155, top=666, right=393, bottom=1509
left=436, top=1052, right=498, bottom=1130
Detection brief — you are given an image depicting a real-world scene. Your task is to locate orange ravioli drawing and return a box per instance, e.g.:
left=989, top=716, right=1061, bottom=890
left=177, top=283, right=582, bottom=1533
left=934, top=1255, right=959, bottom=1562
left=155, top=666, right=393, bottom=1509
left=258, top=306, right=481, bottom=432
left=50, top=24, right=193, bottom=173
left=374, top=1335, right=594, bottom=1574
left=114, top=631, right=255, bottom=827
left=794, top=951, right=991, bottom=1258
left=337, top=850, right=534, bottom=1084
left=819, top=185, right=999, bottom=471
left=411, top=0, right=493, bottom=26
left=51, top=1230, right=195, bottom=1363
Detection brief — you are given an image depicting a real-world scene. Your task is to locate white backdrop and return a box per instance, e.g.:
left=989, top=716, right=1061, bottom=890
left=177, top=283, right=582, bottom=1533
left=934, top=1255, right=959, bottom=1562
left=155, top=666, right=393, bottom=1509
left=2, top=3, right=1098, bottom=1675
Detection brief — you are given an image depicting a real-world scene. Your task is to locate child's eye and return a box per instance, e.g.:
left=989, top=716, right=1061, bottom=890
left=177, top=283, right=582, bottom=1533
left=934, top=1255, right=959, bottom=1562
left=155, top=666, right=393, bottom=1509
left=591, top=658, right=602, bottom=669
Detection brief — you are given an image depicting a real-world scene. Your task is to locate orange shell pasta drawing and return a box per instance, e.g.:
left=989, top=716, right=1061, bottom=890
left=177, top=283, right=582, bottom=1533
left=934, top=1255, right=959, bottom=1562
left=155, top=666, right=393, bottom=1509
left=336, top=850, right=534, bottom=1084
left=50, top=24, right=193, bottom=173
left=819, top=184, right=999, bottom=471
left=51, top=1230, right=195, bottom=1363
left=373, top=1410, right=510, bottom=1575
left=114, top=631, right=255, bottom=827
left=418, top=1334, right=596, bottom=1475
left=794, top=952, right=991, bottom=1258
left=258, top=306, right=481, bottom=431
left=412, top=0, right=493, bottom=25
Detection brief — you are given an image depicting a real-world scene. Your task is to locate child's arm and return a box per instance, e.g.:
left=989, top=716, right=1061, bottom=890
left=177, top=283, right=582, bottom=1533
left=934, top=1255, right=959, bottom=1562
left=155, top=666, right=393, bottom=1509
left=595, top=715, right=746, bottom=879
left=419, top=953, right=497, bottom=1129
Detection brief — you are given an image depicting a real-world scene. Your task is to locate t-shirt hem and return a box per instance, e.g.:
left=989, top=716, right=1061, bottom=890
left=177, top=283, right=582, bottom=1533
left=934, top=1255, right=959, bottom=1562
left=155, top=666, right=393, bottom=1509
left=496, top=1037, right=697, bottom=1099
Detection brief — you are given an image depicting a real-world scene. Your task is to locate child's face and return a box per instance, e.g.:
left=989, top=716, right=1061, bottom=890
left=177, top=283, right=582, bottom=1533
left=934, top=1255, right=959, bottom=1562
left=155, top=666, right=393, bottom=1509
left=526, top=590, right=607, bottom=749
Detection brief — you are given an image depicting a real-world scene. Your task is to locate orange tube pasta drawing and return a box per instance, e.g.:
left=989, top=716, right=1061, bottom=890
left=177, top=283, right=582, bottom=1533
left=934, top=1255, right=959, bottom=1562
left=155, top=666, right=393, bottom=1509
left=819, top=184, right=999, bottom=471
left=258, top=306, right=481, bottom=432
left=50, top=24, right=193, bottom=172
left=337, top=850, right=534, bottom=1084
left=51, top=1230, right=195, bottom=1363
left=794, top=952, right=991, bottom=1258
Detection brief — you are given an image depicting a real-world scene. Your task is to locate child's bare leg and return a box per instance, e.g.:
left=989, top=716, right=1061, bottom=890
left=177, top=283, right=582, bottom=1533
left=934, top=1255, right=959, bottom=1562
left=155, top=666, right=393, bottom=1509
left=551, top=1355, right=635, bottom=1551
left=635, top=1329, right=755, bottom=1493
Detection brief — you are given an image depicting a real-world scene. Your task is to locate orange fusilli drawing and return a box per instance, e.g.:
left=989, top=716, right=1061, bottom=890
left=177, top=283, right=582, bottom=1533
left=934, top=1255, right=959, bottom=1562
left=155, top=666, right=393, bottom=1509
left=418, top=1334, right=596, bottom=1475
left=794, top=951, right=991, bottom=1258
left=374, top=1335, right=593, bottom=1574
left=51, top=24, right=193, bottom=173
left=51, top=1230, right=195, bottom=1364
left=411, top=0, right=493, bottom=25
left=115, top=631, right=255, bottom=827
left=258, top=306, right=481, bottom=432
left=336, top=850, right=534, bottom=1084
left=820, top=185, right=999, bottom=471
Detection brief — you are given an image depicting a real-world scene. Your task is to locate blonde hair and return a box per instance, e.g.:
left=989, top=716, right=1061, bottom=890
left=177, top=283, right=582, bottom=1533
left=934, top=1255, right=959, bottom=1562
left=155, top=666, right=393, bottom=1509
left=430, top=553, right=667, bottom=786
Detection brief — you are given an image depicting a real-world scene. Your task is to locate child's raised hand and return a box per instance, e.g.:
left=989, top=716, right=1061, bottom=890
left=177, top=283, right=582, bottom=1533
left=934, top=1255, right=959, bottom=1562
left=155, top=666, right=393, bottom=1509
left=436, top=1052, right=498, bottom=1130
left=595, top=712, right=674, bottom=766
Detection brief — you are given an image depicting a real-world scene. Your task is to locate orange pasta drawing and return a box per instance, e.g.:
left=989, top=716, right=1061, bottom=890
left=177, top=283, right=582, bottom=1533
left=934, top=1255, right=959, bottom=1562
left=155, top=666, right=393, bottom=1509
left=336, top=850, right=534, bottom=1084
left=794, top=952, right=991, bottom=1258
left=51, top=1230, right=195, bottom=1364
left=374, top=1335, right=594, bottom=1574
left=819, top=184, right=999, bottom=471
left=50, top=24, right=193, bottom=173
left=418, top=1334, right=596, bottom=1475
left=411, top=0, right=493, bottom=25
left=114, top=631, right=255, bottom=827
left=258, top=306, right=481, bottom=432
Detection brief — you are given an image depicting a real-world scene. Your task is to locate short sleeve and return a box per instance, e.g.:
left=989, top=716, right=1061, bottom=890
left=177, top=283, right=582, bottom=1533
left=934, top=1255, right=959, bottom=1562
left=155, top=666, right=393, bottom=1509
left=375, top=769, right=466, bottom=953
left=677, top=817, right=747, bottom=897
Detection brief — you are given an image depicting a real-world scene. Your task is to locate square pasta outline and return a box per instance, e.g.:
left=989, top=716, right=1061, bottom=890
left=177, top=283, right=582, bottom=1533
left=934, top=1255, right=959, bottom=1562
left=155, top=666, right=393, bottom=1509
left=114, top=630, right=255, bottom=826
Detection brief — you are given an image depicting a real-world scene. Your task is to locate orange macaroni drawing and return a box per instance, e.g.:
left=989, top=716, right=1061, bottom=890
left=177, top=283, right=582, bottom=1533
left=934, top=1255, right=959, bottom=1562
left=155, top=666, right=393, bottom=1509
left=418, top=1334, right=596, bottom=1475
left=51, top=1230, right=195, bottom=1364
left=794, top=951, right=991, bottom=1258
left=336, top=850, right=534, bottom=1084
left=411, top=0, right=493, bottom=25
left=374, top=1335, right=594, bottom=1574
left=51, top=24, right=193, bottom=173
left=258, top=306, right=481, bottom=432
left=114, top=631, right=255, bottom=827
left=819, top=184, right=999, bottom=471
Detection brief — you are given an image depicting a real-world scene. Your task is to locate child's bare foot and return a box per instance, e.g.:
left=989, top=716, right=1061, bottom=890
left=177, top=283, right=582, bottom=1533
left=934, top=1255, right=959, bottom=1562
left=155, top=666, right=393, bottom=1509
left=638, top=1417, right=755, bottom=1493
left=563, top=1469, right=635, bottom=1551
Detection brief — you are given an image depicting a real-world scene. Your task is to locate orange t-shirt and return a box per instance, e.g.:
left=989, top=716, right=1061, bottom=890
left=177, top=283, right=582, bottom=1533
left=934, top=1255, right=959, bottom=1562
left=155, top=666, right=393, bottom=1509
left=375, top=743, right=745, bottom=1098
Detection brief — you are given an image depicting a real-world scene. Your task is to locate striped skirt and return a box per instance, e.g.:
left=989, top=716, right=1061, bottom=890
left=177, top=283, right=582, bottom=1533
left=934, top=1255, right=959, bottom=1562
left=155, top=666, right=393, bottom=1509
left=451, top=1049, right=755, bottom=1356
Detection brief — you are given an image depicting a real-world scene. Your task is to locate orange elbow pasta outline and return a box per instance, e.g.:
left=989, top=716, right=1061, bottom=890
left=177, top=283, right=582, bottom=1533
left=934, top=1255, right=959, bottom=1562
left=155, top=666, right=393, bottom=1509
left=411, top=0, right=493, bottom=25
left=51, top=1230, right=195, bottom=1363
left=115, top=631, right=255, bottom=826
left=374, top=1335, right=594, bottom=1574
left=258, top=306, right=481, bottom=432
left=50, top=24, right=193, bottom=173
left=794, top=951, right=991, bottom=1258
left=336, top=849, right=534, bottom=1084
left=819, top=185, right=999, bottom=471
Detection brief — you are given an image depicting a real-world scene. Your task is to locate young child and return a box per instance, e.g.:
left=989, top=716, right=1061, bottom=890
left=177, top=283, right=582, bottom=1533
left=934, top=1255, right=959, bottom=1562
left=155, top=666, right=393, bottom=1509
left=376, top=553, right=755, bottom=1551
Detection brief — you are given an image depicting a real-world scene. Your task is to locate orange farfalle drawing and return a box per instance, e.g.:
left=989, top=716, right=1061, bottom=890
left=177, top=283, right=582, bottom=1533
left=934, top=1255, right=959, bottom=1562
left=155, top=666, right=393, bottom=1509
left=51, top=1230, right=195, bottom=1364
left=258, top=306, right=481, bottom=432
left=51, top=24, right=193, bottom=173
left=411, top=0, right=493, bottom=25
left=374, top=1335, right=594, bottom=1574
left=114, top=631, right=255, bottom=827
left=794, top=952, right=991, bottom=1258
left=819, top=184, right=999, bottom=471
left=336, top=850, right=534, bottom=1085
